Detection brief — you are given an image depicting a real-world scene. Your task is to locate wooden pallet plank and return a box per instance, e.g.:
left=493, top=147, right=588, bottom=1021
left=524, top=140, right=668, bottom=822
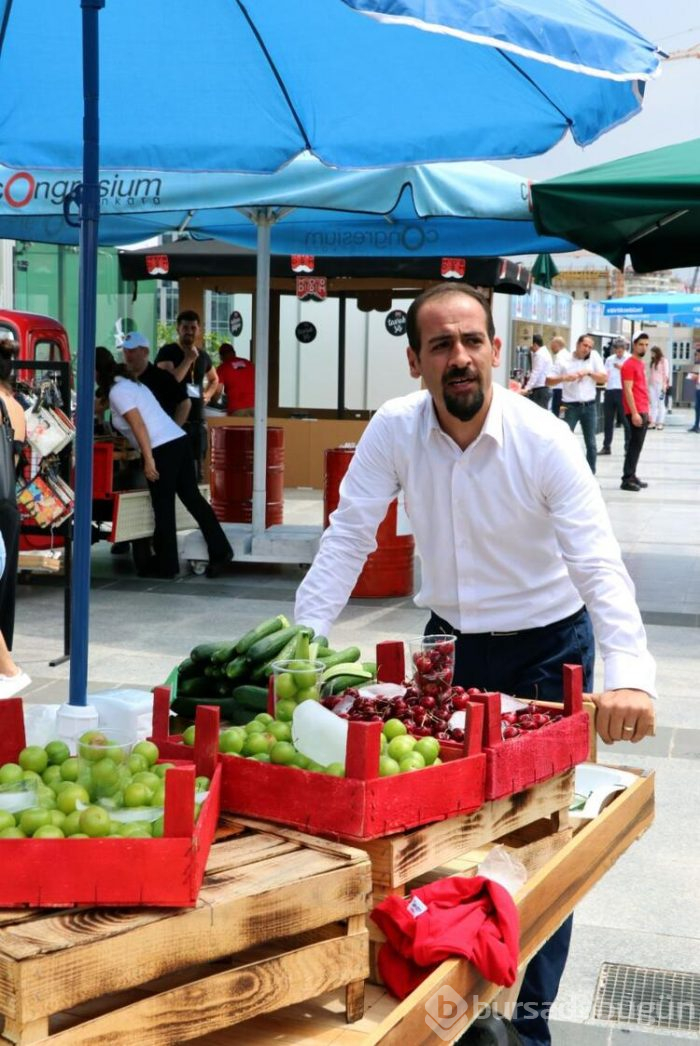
left=0, top=857, right=370, bottom=1024
left=37, top=932, right=368, bottom=1045
left=354, top=771, right=574, bottom=887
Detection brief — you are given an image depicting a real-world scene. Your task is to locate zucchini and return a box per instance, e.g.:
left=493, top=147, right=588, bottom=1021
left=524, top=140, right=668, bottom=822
left=316, top=647, right=337, bottom=660
left=322, top=662, right=373, bottom=684
left=362, top=661, right=377, bottom=677
left=190, top=642, right=222, bottom=664
left=224, top=655, right=249, bottom=682
left=315, top=635, right=329, bottom=650
left=321, top=674, right=373, bottom=697
left=246, top=625, right=304, bottom=665
left=318, top=647, right=362, bottom=672
left=294, top=629, right=311, bottom=661
left=252, top=633, right=300, bottom=683
left=232, top=684, right=269, bottom=713
left=235, top=614, right=289, bottom=656
left=171, top=694, right=240, bottom=720
left=211, top=642, right=240, bottom=665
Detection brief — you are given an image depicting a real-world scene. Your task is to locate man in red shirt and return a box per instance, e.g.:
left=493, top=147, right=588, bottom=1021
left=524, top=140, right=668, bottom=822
left=216, top=343, right=255, bottom=415
left=620, top=332, right=650, bottom=492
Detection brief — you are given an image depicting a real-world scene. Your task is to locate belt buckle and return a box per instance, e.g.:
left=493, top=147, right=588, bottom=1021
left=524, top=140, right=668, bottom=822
left=490, top=630, right=520, bottom=637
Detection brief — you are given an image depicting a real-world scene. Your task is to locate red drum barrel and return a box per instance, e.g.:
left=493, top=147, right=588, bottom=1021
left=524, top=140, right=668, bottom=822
left=210, top=426, right=284, bottom=527
left=324, top=446, right=414, bottom=598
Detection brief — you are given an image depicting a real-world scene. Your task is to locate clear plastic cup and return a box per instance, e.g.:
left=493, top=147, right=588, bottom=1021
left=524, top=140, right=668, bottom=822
left=408, top=634, right=456, bottom=695
left=271, top=659, right=325, bottom=716
left=77, top=729, right=135, bottom=801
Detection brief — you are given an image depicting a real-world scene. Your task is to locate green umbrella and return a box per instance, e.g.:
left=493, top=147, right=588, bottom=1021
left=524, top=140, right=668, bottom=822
left=531, top=252, right=560, bottom=288
left=531, top=138, right=700, bottom=273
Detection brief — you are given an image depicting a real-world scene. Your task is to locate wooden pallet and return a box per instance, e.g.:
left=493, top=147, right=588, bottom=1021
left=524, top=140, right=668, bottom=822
left=0, top=820, right=371, bottom=1045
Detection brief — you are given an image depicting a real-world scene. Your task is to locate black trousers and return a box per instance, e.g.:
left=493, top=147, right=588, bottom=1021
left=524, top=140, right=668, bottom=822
left=622, top=414, right=649, bottom=483
left=602, top=389, right=629, bottom=451
left=183, top=418, right=207, bottom=481
left=148, top=436, right=231, bottom=576
left=428, top=607, right=594, bottom=1046
left=0, top=499, right=19, bottom=649
left=550, top=388, right=562, bottom=418
left=528, top=387, right=551, bottom=410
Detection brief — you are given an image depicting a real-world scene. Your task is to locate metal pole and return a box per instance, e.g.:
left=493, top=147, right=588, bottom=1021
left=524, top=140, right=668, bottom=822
left=251, top=211, right=273, bottom=535
left=68, top=0, right=105, bottom=706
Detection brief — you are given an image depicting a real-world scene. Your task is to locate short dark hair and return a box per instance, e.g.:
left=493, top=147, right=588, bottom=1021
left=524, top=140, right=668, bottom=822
left=406, top=284, right=495, bottom=354
left=177, top=309, right=200, bottom=326
left=532, top=334, right=544, bottom=348
left=219, top=342, right=235, bottom=359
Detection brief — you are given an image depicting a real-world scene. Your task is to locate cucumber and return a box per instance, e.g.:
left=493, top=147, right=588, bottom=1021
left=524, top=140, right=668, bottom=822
left=315, top=636, right=329, bottom=650
left=362, top=661, right=378, bottom=677
left=211, top=642, right=240, bottom=665
left=322, top=662, right=373, bottom=684
left=252, top=633, right=300, bottom=683
left=224, top=655, right=249, bottom=682
left=232, top=684, right=269, bottom=713
left=177, top=657, right=200, bottom=681
left=321, top=674, right=373, bottom=696
left=234, top=614, right=289, bottom=656
left=319, top=647, right=362, bottom=672
left=190, top=642, right=223, bottom=664
left=246, top=625, right=304, bottom=665
left=203, top=664, right=223, bottom=678
left=316, top=647, right=337, bottom=660
left=171, top=694, right=240, bottom=720
left=294, top=629, right=311, bottom=660
left=178, top=675, right=215, bottom=697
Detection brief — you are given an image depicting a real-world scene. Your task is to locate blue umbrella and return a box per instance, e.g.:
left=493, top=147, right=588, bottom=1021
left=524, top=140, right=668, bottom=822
left=0, top=0, right=660, bottom=710
left=601, top=293, right=700, bottom=317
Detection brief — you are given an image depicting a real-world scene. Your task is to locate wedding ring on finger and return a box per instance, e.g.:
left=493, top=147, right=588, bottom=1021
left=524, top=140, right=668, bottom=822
left=622, top=725, right=635, bottom=734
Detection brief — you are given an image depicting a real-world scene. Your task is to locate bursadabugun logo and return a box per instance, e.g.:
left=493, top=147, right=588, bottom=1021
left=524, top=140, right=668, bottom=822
left=0, top=170, right=163, bottom=210
left=424, top=985, right=469, bottom=1040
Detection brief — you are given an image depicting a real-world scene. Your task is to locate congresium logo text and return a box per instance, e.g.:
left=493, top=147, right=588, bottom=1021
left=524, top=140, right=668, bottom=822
left=305, top=225, right=439, bottom=252
left=0, top=171, right=163, bottom=209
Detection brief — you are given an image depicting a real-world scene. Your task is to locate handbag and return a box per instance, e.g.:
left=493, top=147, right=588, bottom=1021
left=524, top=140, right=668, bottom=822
left=0, top=398, right=15, bottom=502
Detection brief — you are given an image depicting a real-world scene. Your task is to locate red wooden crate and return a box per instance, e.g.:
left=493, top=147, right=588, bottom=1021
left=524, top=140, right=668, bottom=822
left=0, top=699, right=221, bottom=908
left=448, top=665, right=591, bottom=799
left=151, top=685, right=486, bottom=843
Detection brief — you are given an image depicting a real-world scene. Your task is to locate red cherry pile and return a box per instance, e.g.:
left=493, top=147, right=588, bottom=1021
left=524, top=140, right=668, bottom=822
left=321, top=683, right=474, bottom=743
left=411, top=640, right=455, bottom=697
left=501, top=704, right=563, bottom=739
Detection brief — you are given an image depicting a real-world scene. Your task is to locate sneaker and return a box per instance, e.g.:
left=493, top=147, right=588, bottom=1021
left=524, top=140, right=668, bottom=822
left=0, top=670, right=31, bottom=699
left=620, top=481, right=641, bottom=492
left=598, top=447, right=611, bottom=455
left=633, top=478, right=649, bottom=488
left=689, top=427, right=700, bottom=433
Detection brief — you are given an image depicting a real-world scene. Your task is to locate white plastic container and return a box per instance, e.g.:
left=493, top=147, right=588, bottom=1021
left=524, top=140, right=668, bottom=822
left=88, top=688, right=158, bottom=742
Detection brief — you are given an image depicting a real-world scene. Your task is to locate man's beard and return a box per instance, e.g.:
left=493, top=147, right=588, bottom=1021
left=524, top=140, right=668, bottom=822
left=443, top=369, right=484, bottom=422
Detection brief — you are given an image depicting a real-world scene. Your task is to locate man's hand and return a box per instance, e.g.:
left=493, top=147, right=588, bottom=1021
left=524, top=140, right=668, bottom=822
left=631, top=411, right=643, bottom=427
left=588, top=689, right=655, bottom=744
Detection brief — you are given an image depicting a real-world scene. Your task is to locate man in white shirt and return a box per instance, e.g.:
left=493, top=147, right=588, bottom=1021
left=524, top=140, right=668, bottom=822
left=295, top=283, right=655, bottom=1046
left=600, top=337, right=630, bottom=455
left=547, top=335, right=569, bottom=417
left=519, top=333, right=551, bottom=409
left=547, top=333, right=606, bottom=473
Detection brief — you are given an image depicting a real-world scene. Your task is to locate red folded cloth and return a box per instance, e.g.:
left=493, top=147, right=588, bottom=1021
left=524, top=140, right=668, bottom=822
left=371, top=875, right=520, bottom=1000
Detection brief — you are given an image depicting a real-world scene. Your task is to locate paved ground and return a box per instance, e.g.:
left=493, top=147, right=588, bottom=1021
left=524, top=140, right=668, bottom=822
left=11, top=407, right=700, bottom=1044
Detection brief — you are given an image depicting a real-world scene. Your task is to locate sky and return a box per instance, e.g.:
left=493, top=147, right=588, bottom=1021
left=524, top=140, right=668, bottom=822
left=496, top=0, right=700, bottom=181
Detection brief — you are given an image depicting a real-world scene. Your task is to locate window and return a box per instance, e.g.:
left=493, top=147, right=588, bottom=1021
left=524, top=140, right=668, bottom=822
left=33, top=339, right=65, bottom=363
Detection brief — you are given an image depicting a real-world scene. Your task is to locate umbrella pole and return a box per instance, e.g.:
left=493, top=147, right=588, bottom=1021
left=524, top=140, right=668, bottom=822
left=251, top=211, right=273, bottom=537
left=58, top=0, right=104, bottom=741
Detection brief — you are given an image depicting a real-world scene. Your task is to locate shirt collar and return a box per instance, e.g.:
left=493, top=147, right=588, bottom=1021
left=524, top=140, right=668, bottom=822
left=423, top=383, right=505, bottom=450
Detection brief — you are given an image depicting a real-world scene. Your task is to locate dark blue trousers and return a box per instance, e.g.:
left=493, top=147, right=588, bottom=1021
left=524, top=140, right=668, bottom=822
left=427, top=607, right=594, bottom=1046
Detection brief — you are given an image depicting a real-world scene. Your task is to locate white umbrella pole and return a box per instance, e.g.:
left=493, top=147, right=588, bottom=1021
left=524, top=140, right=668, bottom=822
left=252, top=211, right=272, bottom=537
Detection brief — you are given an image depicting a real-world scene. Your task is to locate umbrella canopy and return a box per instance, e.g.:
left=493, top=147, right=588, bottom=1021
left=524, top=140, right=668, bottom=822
left=601, top=292, right=700, bottom=318
left=531, top=138, right=700, bottom=272
left=0, top=154, right=573, bottom=256
left=531, top=253, right=560, bottom=288
left=0, top=0, right=660, bottom=710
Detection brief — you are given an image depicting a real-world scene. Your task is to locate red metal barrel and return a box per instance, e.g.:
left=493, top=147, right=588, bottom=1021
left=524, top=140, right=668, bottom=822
left=210, top=426, right=284, bottom=527
left=324, top=446, right=414, bottom=598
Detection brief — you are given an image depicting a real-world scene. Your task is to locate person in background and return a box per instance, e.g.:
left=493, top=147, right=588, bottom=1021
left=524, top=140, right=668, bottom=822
left=547, top=336, right=569, bottom=417
left=620, top=332, right=651, bottom=492
left=518, top=334, right=551, bottom=410
left=121, top=332, right=190, bottom=426
left=95, top=346, right=232, bottom=580
left=155, top=310, right=219, bottom=480
left=689, top=347, right=700, bottom=433
left=0, top=346, right=30, bottom=698
left=216, top=343, right=256, bottom=416
left=548, top=333, right=606, bottom=473
left=295, top=283, right=655, bottom=1046
left=647, top=346, right=669, bottom=431
left=599, top=337, right=630, bottom=455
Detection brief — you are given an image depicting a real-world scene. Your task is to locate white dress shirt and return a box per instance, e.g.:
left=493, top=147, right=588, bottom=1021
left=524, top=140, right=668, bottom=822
left=109, top=376, right=184, bottom=450
left=604, top=352, right=629, bottom=391
left=555, top=349, right=606, bottom=403
left=523, top=346, right=552, bottom=392
left=295, top=384, right=655, bottom=696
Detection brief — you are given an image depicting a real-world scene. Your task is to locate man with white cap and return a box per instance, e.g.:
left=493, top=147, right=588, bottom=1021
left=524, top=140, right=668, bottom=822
left=121, top=332, right=190, bottom=427
left=599, top=337, right=630, bottom=455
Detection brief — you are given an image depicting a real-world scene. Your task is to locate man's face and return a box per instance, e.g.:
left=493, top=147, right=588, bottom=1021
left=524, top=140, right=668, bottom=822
left=122, top=346, right=148, bottom=375
left=177, top=320, right=200, bottom=349
left=406, top=293, right=501, bottom=426
left=614, top=345, right=626, bottom=358
left=633, top=336, right=649, bottom=358
left=574, top=336, right=594, bottom=359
